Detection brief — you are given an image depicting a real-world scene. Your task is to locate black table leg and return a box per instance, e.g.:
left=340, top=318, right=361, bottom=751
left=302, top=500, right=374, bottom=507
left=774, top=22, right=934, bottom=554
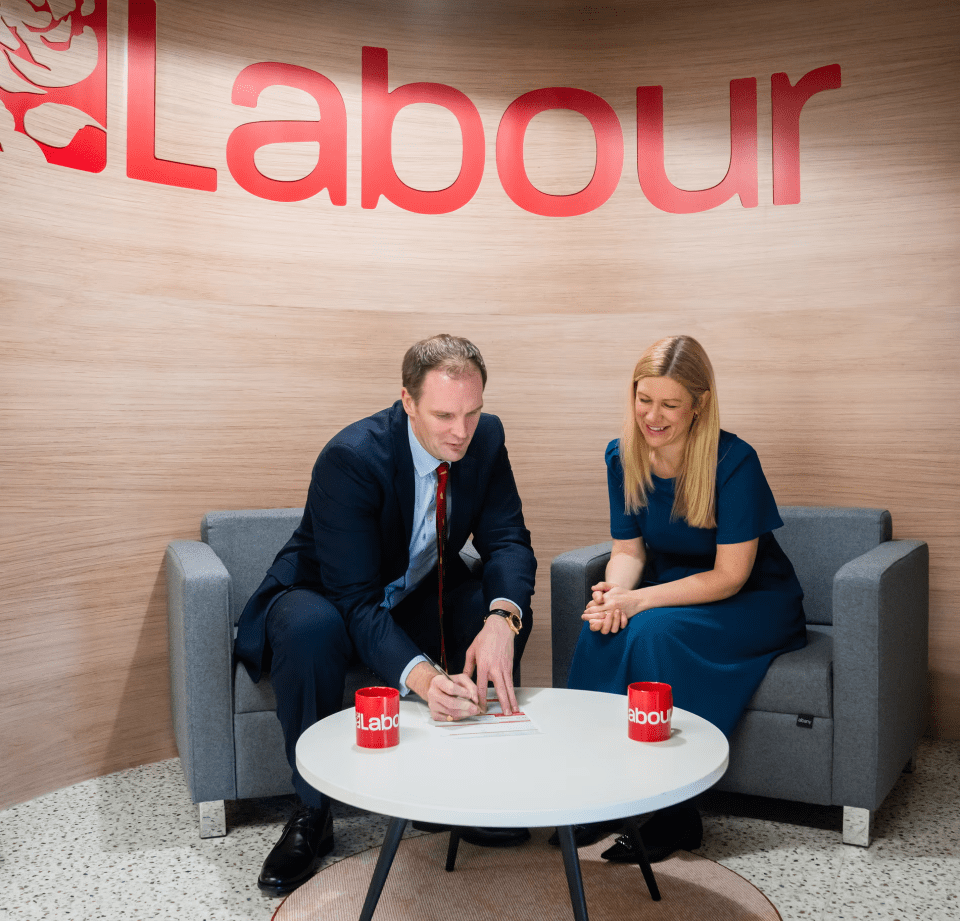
left=622, top=816, right=662, bottom=901
left=358, top=816, right=407, bottom=921
left=556, top=825, right=590, bottom=921
left=445, top=827, right=462, bottom=872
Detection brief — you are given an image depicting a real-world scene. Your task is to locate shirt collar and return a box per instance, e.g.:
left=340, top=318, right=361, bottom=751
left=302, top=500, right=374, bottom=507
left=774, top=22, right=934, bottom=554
left=407, top=418, right=444, bottom=478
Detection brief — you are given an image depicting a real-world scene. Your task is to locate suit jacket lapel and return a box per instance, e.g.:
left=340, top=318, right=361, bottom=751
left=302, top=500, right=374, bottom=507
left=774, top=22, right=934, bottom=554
left=449, top=452, right=478, bottom=545
left=391, top=404, right=416, bottom=553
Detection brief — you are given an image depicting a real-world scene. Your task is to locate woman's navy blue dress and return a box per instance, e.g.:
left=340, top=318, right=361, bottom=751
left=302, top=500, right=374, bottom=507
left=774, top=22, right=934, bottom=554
left=567, top=431, right=807, bottom=737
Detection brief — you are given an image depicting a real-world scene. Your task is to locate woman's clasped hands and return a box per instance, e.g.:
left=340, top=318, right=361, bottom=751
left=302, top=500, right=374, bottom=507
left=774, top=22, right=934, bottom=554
left=582, top=582, right=644, bottom=634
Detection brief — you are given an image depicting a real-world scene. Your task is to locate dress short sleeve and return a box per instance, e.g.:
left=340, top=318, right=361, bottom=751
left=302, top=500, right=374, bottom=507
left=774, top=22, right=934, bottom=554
left=605, top=439, right=642, bottom=539
left=715, top=435, right=783, bottom=545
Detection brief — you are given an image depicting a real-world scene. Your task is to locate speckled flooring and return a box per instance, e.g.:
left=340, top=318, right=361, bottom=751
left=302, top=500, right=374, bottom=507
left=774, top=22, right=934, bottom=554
left=1, top=739, right=957, bottom=920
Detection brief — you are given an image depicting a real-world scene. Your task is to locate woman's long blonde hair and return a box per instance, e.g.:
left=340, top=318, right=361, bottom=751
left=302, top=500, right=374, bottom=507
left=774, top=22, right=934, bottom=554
left=620, top=335, right=720, bottom=528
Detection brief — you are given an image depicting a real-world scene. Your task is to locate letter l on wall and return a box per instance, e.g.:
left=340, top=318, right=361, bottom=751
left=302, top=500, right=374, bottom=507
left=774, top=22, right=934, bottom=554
left=126, top=0, right=217, bottom=190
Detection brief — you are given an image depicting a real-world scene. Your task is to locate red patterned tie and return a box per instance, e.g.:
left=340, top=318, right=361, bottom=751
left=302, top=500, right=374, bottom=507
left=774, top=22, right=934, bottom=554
left=435, top=462, right=450, bottom=672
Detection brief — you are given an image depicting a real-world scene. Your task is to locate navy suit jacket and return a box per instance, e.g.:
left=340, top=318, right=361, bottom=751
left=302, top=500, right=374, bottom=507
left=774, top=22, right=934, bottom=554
left=234, top=400, right=536, bottom=686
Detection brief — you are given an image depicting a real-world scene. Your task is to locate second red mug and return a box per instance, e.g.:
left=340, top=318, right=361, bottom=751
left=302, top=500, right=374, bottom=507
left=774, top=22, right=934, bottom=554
left=627, top=681, right=673, bottom=742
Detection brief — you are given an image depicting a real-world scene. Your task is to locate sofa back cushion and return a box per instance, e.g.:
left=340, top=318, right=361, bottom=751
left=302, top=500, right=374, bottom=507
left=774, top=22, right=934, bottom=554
left=202, top=508, right=303, bottom=626
left=776, top=506, right=892, bottom=625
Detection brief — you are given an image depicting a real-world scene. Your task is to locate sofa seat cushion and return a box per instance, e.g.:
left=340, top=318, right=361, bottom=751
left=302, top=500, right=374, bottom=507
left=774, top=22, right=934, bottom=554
left=235, top=662, right=276, bottom=713
left=745, top=625, right=833, bottom=719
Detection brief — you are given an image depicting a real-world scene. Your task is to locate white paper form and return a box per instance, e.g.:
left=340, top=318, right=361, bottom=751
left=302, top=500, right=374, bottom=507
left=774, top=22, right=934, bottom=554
left=426, top=691, right=541, bottom=739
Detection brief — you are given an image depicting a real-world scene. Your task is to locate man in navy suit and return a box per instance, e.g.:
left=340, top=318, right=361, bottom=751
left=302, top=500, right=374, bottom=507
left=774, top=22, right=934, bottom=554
left=234, top=334, right=536, bottom=896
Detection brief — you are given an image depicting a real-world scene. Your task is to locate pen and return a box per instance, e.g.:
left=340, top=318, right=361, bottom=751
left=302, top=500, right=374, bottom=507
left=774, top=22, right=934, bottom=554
left=420, top=650, right=448, bottom=679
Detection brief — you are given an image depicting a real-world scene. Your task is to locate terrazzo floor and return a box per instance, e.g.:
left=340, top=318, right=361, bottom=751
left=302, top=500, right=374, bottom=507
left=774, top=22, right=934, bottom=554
left=1, top=738, right=957, bottom=920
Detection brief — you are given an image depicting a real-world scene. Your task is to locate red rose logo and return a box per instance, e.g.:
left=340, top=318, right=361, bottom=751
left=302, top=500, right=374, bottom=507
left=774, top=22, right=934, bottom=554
left=0, top=0, right=107, bottom=172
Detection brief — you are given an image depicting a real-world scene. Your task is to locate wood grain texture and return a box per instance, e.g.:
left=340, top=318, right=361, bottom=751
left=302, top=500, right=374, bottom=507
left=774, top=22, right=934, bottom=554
left=1, top=0, right=958, bottom=808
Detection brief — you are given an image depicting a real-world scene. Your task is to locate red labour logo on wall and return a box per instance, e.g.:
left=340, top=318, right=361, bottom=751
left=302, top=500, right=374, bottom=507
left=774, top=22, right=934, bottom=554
left=1, top=0, right=843, bottom=214
left=0, top=0, right=107, bottom=172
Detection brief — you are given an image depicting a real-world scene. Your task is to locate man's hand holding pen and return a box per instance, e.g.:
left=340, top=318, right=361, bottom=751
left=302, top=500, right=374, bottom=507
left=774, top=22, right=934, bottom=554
left=429, top=671, right=482, bottom=722
left=407, top=660, right=481, bottom=721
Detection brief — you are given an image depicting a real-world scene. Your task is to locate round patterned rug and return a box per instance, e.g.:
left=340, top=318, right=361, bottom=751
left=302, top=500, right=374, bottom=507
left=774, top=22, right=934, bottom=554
left=273, top=827, right=781, bottom=921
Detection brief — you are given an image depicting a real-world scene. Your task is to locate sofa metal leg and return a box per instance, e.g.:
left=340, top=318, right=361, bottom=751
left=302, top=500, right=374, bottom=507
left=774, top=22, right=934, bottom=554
left=842, top=806, right=871, bottom=846
left=199, top=800, right=226, bottom=838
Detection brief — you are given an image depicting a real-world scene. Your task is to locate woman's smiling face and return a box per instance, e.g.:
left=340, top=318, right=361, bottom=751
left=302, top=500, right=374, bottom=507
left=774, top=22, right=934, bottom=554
left=634, top=375, right=698, bottom=457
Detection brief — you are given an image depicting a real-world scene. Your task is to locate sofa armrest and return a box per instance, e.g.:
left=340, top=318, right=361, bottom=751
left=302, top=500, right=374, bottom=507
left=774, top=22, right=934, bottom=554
left=832, top=538, right=929, bottom=810
left=166, top=539, right=238, bottom=804
left=550, top=543, right=612, bottom=689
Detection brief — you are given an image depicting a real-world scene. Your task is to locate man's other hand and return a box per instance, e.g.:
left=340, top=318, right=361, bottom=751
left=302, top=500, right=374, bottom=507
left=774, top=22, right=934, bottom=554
left=463, top=612, right=518, bottom=715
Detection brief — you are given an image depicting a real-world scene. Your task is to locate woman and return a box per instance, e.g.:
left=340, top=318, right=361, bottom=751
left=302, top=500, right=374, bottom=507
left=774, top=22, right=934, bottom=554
left=567, top=335, right=806, bottom=862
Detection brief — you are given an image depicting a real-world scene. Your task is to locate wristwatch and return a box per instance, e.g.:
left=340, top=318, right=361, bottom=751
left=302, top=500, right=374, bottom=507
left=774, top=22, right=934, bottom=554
left=484, top=608, right=522, bottom=636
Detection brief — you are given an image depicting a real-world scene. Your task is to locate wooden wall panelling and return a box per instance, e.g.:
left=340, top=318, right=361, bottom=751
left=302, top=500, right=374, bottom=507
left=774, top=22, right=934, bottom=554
left=1, top=0, right=957, bottom=808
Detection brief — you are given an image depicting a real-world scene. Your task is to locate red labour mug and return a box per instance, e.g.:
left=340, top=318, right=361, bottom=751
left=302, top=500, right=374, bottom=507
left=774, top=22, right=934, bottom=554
left=627, top=681, right=673, bottom=742
left=355, top=687, right=400, bottom=749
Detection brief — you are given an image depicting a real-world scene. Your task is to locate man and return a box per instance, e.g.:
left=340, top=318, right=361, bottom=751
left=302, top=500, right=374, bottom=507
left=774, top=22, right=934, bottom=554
left=234, top=334, right=537, bottom=896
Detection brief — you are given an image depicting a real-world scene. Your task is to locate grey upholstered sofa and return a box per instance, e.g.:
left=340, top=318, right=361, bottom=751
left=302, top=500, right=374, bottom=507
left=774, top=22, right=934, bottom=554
left=166, top=507, right=482, bottom=837
left=551, top=507, right=928, bottom=846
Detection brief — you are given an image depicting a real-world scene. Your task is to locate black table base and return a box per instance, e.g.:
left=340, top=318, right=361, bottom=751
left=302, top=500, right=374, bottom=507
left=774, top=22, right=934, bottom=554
left=358, top=817, right=661, bottom=921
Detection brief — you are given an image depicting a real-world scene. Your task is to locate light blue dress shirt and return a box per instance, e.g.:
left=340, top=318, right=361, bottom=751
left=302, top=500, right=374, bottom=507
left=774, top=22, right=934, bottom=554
left=388, top=419, right=521, bottom=693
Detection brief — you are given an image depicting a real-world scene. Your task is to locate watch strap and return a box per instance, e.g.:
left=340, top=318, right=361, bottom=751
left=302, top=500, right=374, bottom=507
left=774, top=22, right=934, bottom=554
left=485, top=608, right=522, bottom=635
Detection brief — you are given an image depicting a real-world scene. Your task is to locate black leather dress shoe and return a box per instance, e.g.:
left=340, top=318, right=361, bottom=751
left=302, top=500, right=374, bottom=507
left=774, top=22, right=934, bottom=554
left=258, top=803, right=334, bottom=896
left=548, top=818, right=623, bottom=848
left=601, top=805, right=702, bottom=864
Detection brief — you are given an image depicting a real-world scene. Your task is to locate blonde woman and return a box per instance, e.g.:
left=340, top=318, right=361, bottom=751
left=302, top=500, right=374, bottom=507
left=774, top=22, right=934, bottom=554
left=566, top=335, right=806, bottom=862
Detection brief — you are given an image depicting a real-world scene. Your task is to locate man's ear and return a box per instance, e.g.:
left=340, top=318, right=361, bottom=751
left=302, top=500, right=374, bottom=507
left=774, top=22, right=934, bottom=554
left=400, top=387, right=415, bottom=416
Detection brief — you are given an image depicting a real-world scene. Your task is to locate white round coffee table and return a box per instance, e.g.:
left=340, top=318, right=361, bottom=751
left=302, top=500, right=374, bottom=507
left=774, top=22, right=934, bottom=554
left=296, top=687, right=728, bottom=921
